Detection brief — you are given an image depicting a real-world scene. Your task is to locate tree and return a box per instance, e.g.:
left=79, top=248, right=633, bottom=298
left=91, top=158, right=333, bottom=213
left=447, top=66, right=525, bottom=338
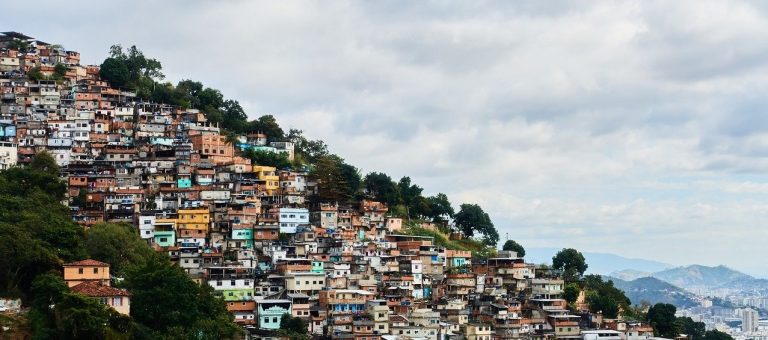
left=250, top=115, right=284, bottom=141
left=124, top=255, right=239, bottom=339
left=563, top=283, right=580, bottom=304
left=72, top=188, right=88, bottom=208
left=425, top=193, right=454, bottom=225
left=279, top=313, right=308, bottom=334
left=287, top=129, right=329, bottom=164
left=677, top=317, right=705, bottom=340
left=363, top=172, right=400, bottom=206
left=582, top=275, right=631, bottom=319
left=502, top=240, right=526, bottom=257
left=242, top=149, right=292, bottom=169
left=53, top=293, right=112, bottom=340
left=552, top=248, right=588, bottom=281
left=647, top=303, right=679, bottom=338
left=311, top=155, right=354, bottom=203
left=84, top=222, right=156, bottom=276
left=29, top=150, right=59, bottom=176
left=99, top=57, right=130, bottom=88
left=454, top=203, right=499, bottom=246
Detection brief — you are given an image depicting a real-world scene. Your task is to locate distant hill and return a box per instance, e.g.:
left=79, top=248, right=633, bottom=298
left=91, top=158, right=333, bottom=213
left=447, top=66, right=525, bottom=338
left=610, top=269, right=652, bottom=281
left=608, top=276, right=700, bottom=308
left=525, top=248, right=672, bottom=274
left=653, top=265, right=753, bottom=290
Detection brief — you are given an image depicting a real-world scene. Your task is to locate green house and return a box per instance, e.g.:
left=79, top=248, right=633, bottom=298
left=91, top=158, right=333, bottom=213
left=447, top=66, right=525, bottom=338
left=256, top=300, right=292, bottom=330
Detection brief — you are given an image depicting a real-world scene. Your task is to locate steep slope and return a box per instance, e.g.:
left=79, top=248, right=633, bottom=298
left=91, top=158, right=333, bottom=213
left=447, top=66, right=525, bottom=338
left=608, top=276, right=700, bottom=308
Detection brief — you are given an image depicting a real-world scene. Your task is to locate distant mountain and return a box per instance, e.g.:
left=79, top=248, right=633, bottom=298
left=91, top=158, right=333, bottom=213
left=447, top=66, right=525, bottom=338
left=653, top=265, right=752, bottom=290
left=610, top=269, right=652, bottom=281
left=525, top=248, right=673, bottom=274
left=608, top=276, right=700, bottom=308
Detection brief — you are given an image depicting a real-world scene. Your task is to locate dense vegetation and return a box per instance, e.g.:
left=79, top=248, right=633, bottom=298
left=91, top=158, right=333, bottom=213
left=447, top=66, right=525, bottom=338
left=0, top=153, right=239, bottom=339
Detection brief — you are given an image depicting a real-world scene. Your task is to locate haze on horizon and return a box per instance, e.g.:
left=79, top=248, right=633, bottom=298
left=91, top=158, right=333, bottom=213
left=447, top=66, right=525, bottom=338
left=4, top=0, right=768, bottom=277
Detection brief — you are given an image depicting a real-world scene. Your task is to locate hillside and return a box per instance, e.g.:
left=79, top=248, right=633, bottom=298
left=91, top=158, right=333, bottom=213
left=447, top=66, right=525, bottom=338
left=653, top=265, right=753, bottom=290
left=608, top=276, right=700, bottom=308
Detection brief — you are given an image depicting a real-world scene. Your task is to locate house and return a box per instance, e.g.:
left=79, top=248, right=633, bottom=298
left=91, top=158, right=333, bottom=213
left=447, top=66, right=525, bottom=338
left=70, top=281, right=130, bottom=315
left=63, top=259, right=110, bottom=287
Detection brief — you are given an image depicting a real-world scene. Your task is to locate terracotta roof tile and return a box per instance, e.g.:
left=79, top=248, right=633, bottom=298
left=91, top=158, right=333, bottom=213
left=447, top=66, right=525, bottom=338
left=63, top=259, right=109, bottom=267
left=71, top=281, right=130, bottom=297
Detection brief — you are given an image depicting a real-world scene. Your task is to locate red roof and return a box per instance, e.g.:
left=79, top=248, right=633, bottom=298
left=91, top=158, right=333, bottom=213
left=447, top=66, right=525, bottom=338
left=71, top=281, right=130, bottom=297
left=63, top=259, right=109, bottom=267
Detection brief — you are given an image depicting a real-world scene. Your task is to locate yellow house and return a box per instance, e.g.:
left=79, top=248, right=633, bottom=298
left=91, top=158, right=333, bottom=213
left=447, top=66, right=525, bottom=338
left=63, top=259, right=110, bottom=287
left=177, top=207, right=210, bottom=230
left=252, top=165, right=279, bottom=194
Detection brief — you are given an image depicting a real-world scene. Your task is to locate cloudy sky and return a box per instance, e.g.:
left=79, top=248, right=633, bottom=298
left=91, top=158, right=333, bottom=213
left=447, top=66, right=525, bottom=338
left=5, top=0, right=768, bottom=276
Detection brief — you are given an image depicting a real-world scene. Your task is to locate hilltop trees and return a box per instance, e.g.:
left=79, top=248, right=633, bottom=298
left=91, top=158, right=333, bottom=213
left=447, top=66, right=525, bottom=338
left=502, top=239, right=526, bottom=257
left=552, top=248, right=588, bottom=281
left=100, top=44, right=164, bottom=95
left=454, top=203, right=499, bottom=246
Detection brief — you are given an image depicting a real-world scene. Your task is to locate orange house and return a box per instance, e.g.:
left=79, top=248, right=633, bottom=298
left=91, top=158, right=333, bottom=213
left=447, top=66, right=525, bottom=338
left=63, top=259, right=110, bottom=287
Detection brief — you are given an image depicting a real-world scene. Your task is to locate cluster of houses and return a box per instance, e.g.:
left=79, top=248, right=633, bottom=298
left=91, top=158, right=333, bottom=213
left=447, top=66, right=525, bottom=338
left=0, top=31, right=657, bottom=340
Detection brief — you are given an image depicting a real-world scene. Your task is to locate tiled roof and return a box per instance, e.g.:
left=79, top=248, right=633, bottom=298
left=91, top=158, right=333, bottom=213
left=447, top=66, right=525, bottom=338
left=71, top=281, right=130, bottom=297
left=63, top=259, right=109, bottom=267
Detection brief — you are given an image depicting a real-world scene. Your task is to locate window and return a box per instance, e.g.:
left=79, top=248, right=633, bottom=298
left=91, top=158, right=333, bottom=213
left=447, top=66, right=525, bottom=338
left=216, top=281, right=222, bottom=286
left=112, top=297, right=122, bottom=306
left=272, top=317, right=278, bottom=323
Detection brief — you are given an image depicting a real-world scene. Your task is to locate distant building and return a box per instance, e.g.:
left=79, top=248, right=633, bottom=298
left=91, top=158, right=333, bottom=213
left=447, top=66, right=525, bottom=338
left=742, top=308, right=758, bottom=332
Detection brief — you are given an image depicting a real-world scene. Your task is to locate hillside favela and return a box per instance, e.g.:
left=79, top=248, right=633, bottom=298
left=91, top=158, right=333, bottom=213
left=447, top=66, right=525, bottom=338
left=1, top=6, right=768, bottom=340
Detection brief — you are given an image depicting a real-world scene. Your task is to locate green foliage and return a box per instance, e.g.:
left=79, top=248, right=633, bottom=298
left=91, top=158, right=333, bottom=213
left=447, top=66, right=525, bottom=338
left=581, top=275, right=631, bottom=318
left=53, top=293, right=113, bottom=339
left=454, top=203, right=498, bottom=246
left=250, top=114, right=284, bottom=141
left=101, top=44, right=164, bottom=95
left=72, top=188, right=88, bottom=208
left=563, top=283, right=580, bottom=304
left=552, top=248, right=588, bottom=281
left=99, top=58, right=130, bottom=88
left=242, top=148, right=292, bottom=169
left=279, top=313, right=309, bottom=338
left=288, top=129, right=329, bottom=164
left=84, top=222, right=156, bottom=277
left=425, top=193, right=454, bottom=224
left=30, top=273, right=68, bottom=311
left=677, top=316, right=705, bottom=340
left=402, top=225, right=494, bottom=258
left=363, top=172, right=400, bottom=207
left=0, top=153, right=85, bottom=300
left=27, top=67, right=45, bottom=81
left=310, top=155, right=359, bottom=203
left=502, top=240, right=526, bottom=257
left=124, top=255, right=240, bottom=339
left=647, top=303, right=679, bottom=338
